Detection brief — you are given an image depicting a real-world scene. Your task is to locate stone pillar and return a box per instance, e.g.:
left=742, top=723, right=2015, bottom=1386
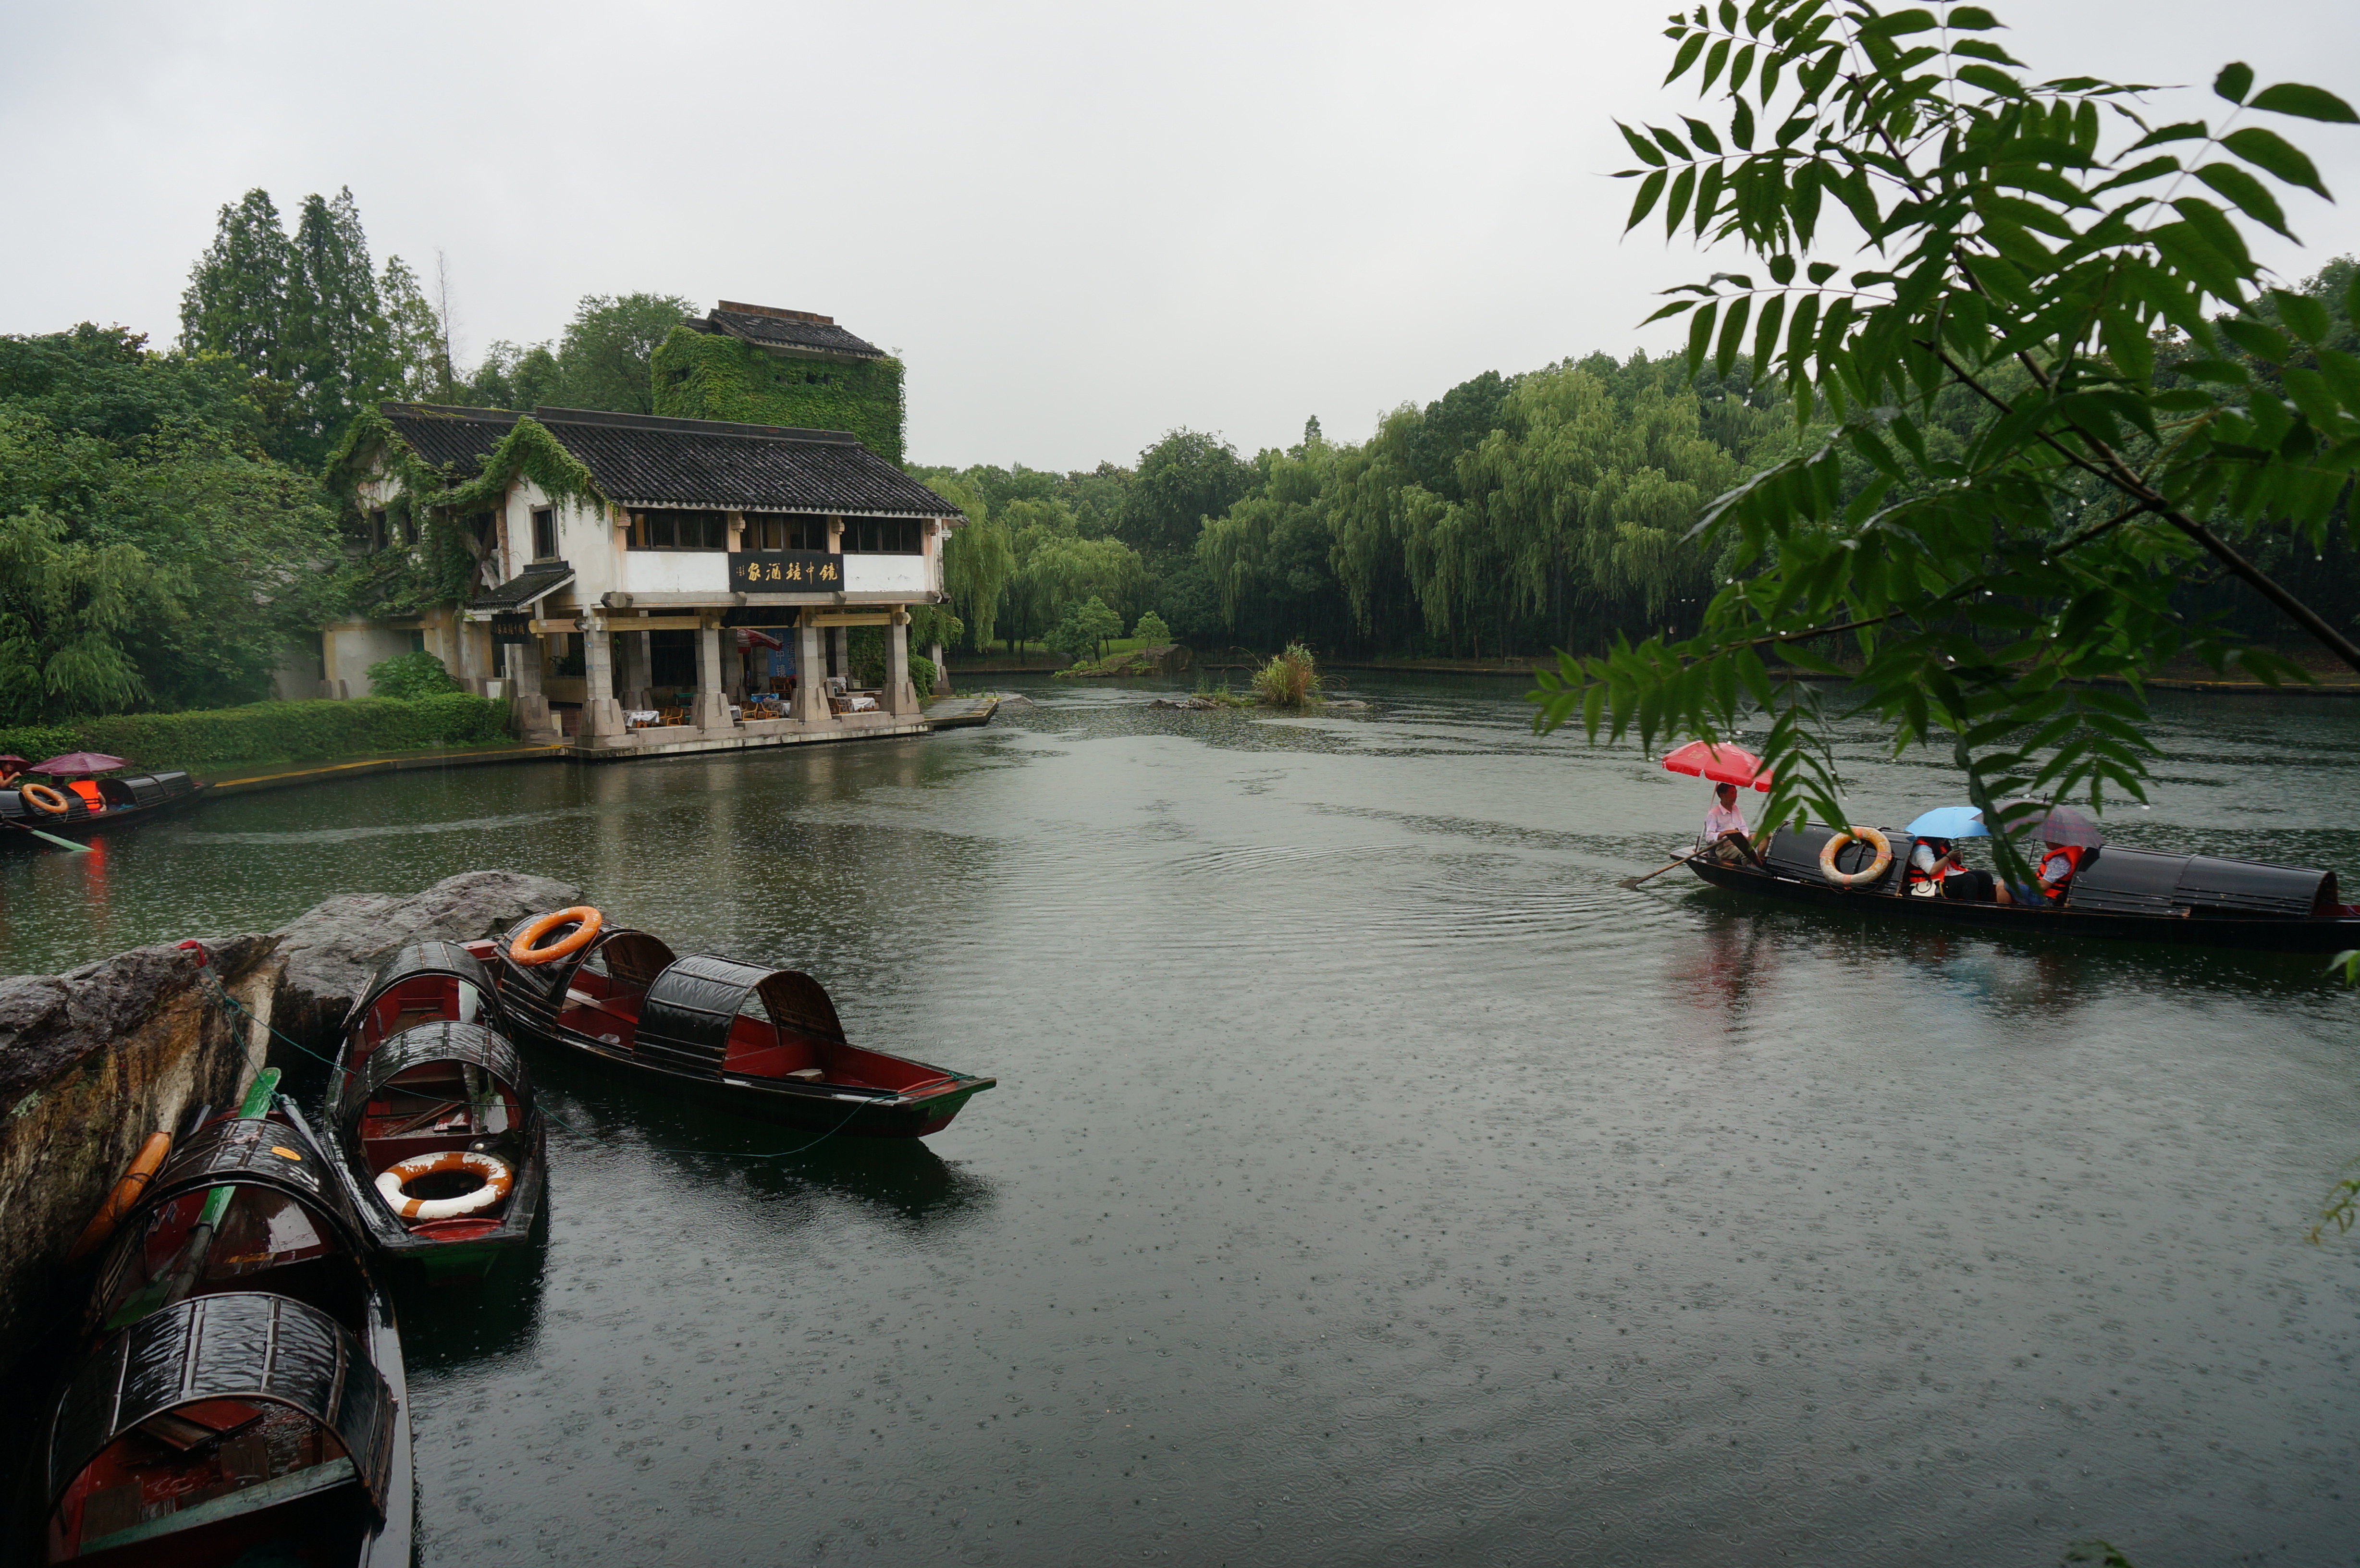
left=626, top=628, right=653, bottom=710
left=831, top=626, right=851, bottom=683
left=694, top=622, right=732, bottom=732
left=581, top=625, right=627, bottom=742
left=928, top=641, right=951, bottom=695
left=884, top=613, right=920, bottom=716
left=789, top=620, right=832, bottom=723
left=506, top=640, right=559, bottom=742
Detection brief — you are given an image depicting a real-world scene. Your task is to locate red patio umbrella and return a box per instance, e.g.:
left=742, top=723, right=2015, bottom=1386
left=1660, top=740, right=1773, bottom=792
left=32, top=752, right=128, bottom=777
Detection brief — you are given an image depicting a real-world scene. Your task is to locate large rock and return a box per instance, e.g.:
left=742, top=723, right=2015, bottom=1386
left=269, top=870, right=581, bottom=1046
left=0, top=934, right=278, bottom=1364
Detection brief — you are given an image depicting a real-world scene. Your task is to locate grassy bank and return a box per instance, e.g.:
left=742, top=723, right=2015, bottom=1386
left=0, top=693, right=513, bottom=773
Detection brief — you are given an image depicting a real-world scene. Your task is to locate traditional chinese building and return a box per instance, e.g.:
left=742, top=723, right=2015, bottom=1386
left=341, top=397, right=963, bottom=755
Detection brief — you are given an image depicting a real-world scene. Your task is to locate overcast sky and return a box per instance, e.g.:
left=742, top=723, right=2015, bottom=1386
left=4, top=1, right=2358, bottom=471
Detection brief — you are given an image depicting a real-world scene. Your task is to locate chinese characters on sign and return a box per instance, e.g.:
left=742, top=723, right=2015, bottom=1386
left=728, top=551, right=843, bottom=591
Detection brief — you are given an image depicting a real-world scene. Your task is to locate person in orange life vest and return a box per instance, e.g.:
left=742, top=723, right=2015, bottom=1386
left=1703, top=781, right=1763, bottom=866
left=2035, top=841, right=2084, bottom=902
left=1908, top=836, right=2004, bottom=902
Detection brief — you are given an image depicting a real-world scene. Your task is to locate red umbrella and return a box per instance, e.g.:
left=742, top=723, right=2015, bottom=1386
left=1660, top=740, right=1773, bottom=792
left=33, top=752, right=128, bottom=777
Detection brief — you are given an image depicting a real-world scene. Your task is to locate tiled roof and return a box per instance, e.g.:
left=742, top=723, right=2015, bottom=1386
left=382, top=404, right=517, bottom=472
left=377, top=403, right=957, bottom=519
left=529, top=407, right=959, bottom=517
left=700, top=303, right=885, bottom=361
left=471, top=562, right=574, bottom=612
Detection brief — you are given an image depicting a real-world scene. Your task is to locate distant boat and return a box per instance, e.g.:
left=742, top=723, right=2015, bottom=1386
left=1686, top=822, right=2360, bottom=953
left=466, top=908, right=995, bottom=1137
left=44, top=1091, right=411, bottom=1567
left=0, top=769, right=208, bottom=845
left=328, top=942, right=548, bottom=1274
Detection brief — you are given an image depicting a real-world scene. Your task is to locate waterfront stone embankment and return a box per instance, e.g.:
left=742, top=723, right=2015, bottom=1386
left=0, top=868, right=577, bottom=1364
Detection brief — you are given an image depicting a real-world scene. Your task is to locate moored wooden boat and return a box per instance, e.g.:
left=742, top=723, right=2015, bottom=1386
left=1686, top=821, right=2360, bottom=953
left=0, top=771, right=207, bottom=845
left=463, top=910, right=995, bottom=1137
left=46, top=1093, right=411, bottom=1566
left=328, top=943, right=547, bottom=1274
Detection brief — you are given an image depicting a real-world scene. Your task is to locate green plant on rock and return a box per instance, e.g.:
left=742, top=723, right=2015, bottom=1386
left=1252, top=642, right=1322, bottom=707
left=366, top=649, right=460, bottom=699
left=1533, top=0, right=2360, bottom=889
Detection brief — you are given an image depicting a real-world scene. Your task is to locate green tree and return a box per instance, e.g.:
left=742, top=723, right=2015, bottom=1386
left=1535, top=0, right=2360, bottom=878
left=1046, top=595, right=1122, bottom=663
left=1132, top=610, right=1172, bottom=645
left=179, top=189, right=289, bottom=386
left=927, top=476, right=1018, bottom=652
left=279, top=188, right=388, bottom=463
left=551, top=293, right=698, bottom=413
left=467, top=340, right=563, bottom=409
left=1119, top=429, right=1254, bottom=556
left=0, top=508, right=169, bottom=722
left=380, top=254, right=455, bottom=401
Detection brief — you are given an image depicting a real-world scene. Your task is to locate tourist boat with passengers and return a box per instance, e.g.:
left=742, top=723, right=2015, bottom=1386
left=38, top=1074, right=411, bottom=1567
left=1687, top=820, right=2360, bottom=954
left=464, top=906, right=996, bottom=1137
left=328, top=942, right=547, bottom=1274
left=0, top=753, right=208, bottom=846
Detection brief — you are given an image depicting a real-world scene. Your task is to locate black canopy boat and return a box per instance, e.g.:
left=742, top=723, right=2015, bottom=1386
left=328, top=942, right=548, bottom=1275
left=0, top=770, right=206, bottom=846
left=462, top=907, right=995, bottom=1138
left=43, top=1090, right=411, bottom=1567
left=1686, top=821, right=2360, bottom=953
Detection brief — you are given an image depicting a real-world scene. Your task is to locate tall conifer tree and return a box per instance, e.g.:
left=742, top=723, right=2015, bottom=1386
left=178, top=188, right=289, bottom=379
left=281, top=187, right=387, bottom=463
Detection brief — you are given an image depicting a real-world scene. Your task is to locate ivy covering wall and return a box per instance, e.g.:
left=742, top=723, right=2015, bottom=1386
left=651, top=327, right=905, bottom=465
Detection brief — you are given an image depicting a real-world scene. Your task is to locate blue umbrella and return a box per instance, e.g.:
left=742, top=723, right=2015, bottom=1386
left=1904, top=806, right=1988, bottom=839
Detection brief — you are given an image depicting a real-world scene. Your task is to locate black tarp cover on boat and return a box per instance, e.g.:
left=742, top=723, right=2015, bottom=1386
left=1760, top=825, right=1903, bottom=889
left=332, top=1021, right=535, bottom=1128
left=97, top=774, right=169, bottom=808
left=494, top=916, right=678, bottom=1030
left=46, top=1292, right=394, bottom=1518
left=342, top=941, right=501, bottom=1036
left=635, top=955, right=847, bottom=1078
left=2174, top=854, right=2335, bottom=917
left=2065, top=847, right=2191, bottom=916
left=114, top=1111, right=374, bottom=1262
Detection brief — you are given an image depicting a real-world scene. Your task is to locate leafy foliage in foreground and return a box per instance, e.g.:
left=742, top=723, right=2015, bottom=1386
left=1533, top=0, right=2360, bottom=880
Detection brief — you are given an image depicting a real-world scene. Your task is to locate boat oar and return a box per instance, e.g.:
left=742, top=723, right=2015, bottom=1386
left=1620, top=851, right=1701, bottom=891
left=2, top=815, right=91, bottom=853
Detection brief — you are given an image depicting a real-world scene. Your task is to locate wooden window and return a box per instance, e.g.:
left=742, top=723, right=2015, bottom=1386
left=367, top=510, right=388, bottom=552
left=838, top=517, right=922, bottom=554
left=532, top=507, right=558, bottom=560
left=749, top=515, right=830, bottom=552
left=627, top=509, right=728, bottom=551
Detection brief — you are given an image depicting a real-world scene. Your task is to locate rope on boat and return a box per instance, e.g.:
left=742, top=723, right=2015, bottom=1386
left=187, top=955, right=873, bottom=1163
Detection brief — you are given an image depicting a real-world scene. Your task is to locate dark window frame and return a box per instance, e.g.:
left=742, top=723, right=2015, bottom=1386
left=627, top=509, right=730, bottom=552
left=531, top=506, right=559, bottom=561
left=838, top=517, right=924, bottom=555
left=746, top=514, right=832, bottom=553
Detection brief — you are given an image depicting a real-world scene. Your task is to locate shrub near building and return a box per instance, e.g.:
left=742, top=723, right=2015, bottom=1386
left=0, top=693, right=510, bottom=772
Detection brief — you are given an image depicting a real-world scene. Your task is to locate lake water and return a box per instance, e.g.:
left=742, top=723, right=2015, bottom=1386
left=7, top=674, right=2359, bottom=1565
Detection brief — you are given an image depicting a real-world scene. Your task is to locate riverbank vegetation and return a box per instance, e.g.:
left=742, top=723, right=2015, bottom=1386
left=0, top=691, right=512, bottom=773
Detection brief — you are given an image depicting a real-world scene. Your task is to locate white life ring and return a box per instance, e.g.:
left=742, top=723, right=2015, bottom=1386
left=375, top=1149, right=514, bottom=1221
left=1818, top=825, right=1893, bottom=889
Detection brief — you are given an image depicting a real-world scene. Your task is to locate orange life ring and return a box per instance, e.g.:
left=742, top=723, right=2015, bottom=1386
left=20, top=783, right=70, bottom=816
left=510, top=906, right=602, bottom=966
left=1818, top=825, right=1893, bottom=889
left=66, top=1131, right=172, bottom=1262
left=375, top=1149, right=515, bottom=1221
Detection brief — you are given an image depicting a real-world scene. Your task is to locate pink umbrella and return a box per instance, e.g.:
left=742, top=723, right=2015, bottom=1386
left=1660, top=740, right=1773, bottom=792
left=33, top=752, right=128, bottom=777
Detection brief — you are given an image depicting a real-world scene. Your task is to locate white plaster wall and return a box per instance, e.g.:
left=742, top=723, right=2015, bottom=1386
left=844, top=554, right=932, bottom=597
left=326, top=624, right=416, bottom=696
left=626, top=552, right=731, bottom=595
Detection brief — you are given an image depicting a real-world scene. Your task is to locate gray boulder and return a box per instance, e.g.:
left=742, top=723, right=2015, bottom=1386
left=270, top=869, right=580, bottom=1045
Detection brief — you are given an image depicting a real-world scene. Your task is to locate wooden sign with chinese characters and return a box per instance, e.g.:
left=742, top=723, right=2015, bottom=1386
left=729, top=551, right=843, bottom=591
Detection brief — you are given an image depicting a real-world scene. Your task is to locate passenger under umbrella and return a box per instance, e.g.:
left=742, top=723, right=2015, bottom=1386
left=1703, top=782, right=1764, bottom=867
left=1907, top=836, right=2005, bottom=903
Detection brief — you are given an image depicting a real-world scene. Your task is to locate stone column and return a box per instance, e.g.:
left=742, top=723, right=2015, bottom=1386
left=884, top=613, right=920, bottom=716
left=506, top=639, right=558, bottom=742
left=694, top=621, right=732, bottom=732
left=928, top=641, right=950, bottom=695
left=581, top=625, right=627, bottom=742
left=789, top=619, right=832, bottom=723
left=626, top=628, right=653, bottom=710
left=831, top=626, right=851, bottom=684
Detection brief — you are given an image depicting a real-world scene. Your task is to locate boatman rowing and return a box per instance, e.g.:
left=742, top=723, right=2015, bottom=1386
left=1703, top=781, right=1764, bottom=867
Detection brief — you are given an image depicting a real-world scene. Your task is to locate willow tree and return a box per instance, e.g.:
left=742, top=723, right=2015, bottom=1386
left=928, top=476, right=1016, bottom=652
left=1535, top=0, right=2360, bottom=872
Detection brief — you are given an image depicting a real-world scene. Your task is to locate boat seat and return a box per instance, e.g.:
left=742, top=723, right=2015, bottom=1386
left=565, top=988, right=642, bottom=1021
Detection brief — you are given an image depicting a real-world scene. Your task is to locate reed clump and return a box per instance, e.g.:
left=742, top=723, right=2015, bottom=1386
left=1251, top=643, right=1323, bottom=708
